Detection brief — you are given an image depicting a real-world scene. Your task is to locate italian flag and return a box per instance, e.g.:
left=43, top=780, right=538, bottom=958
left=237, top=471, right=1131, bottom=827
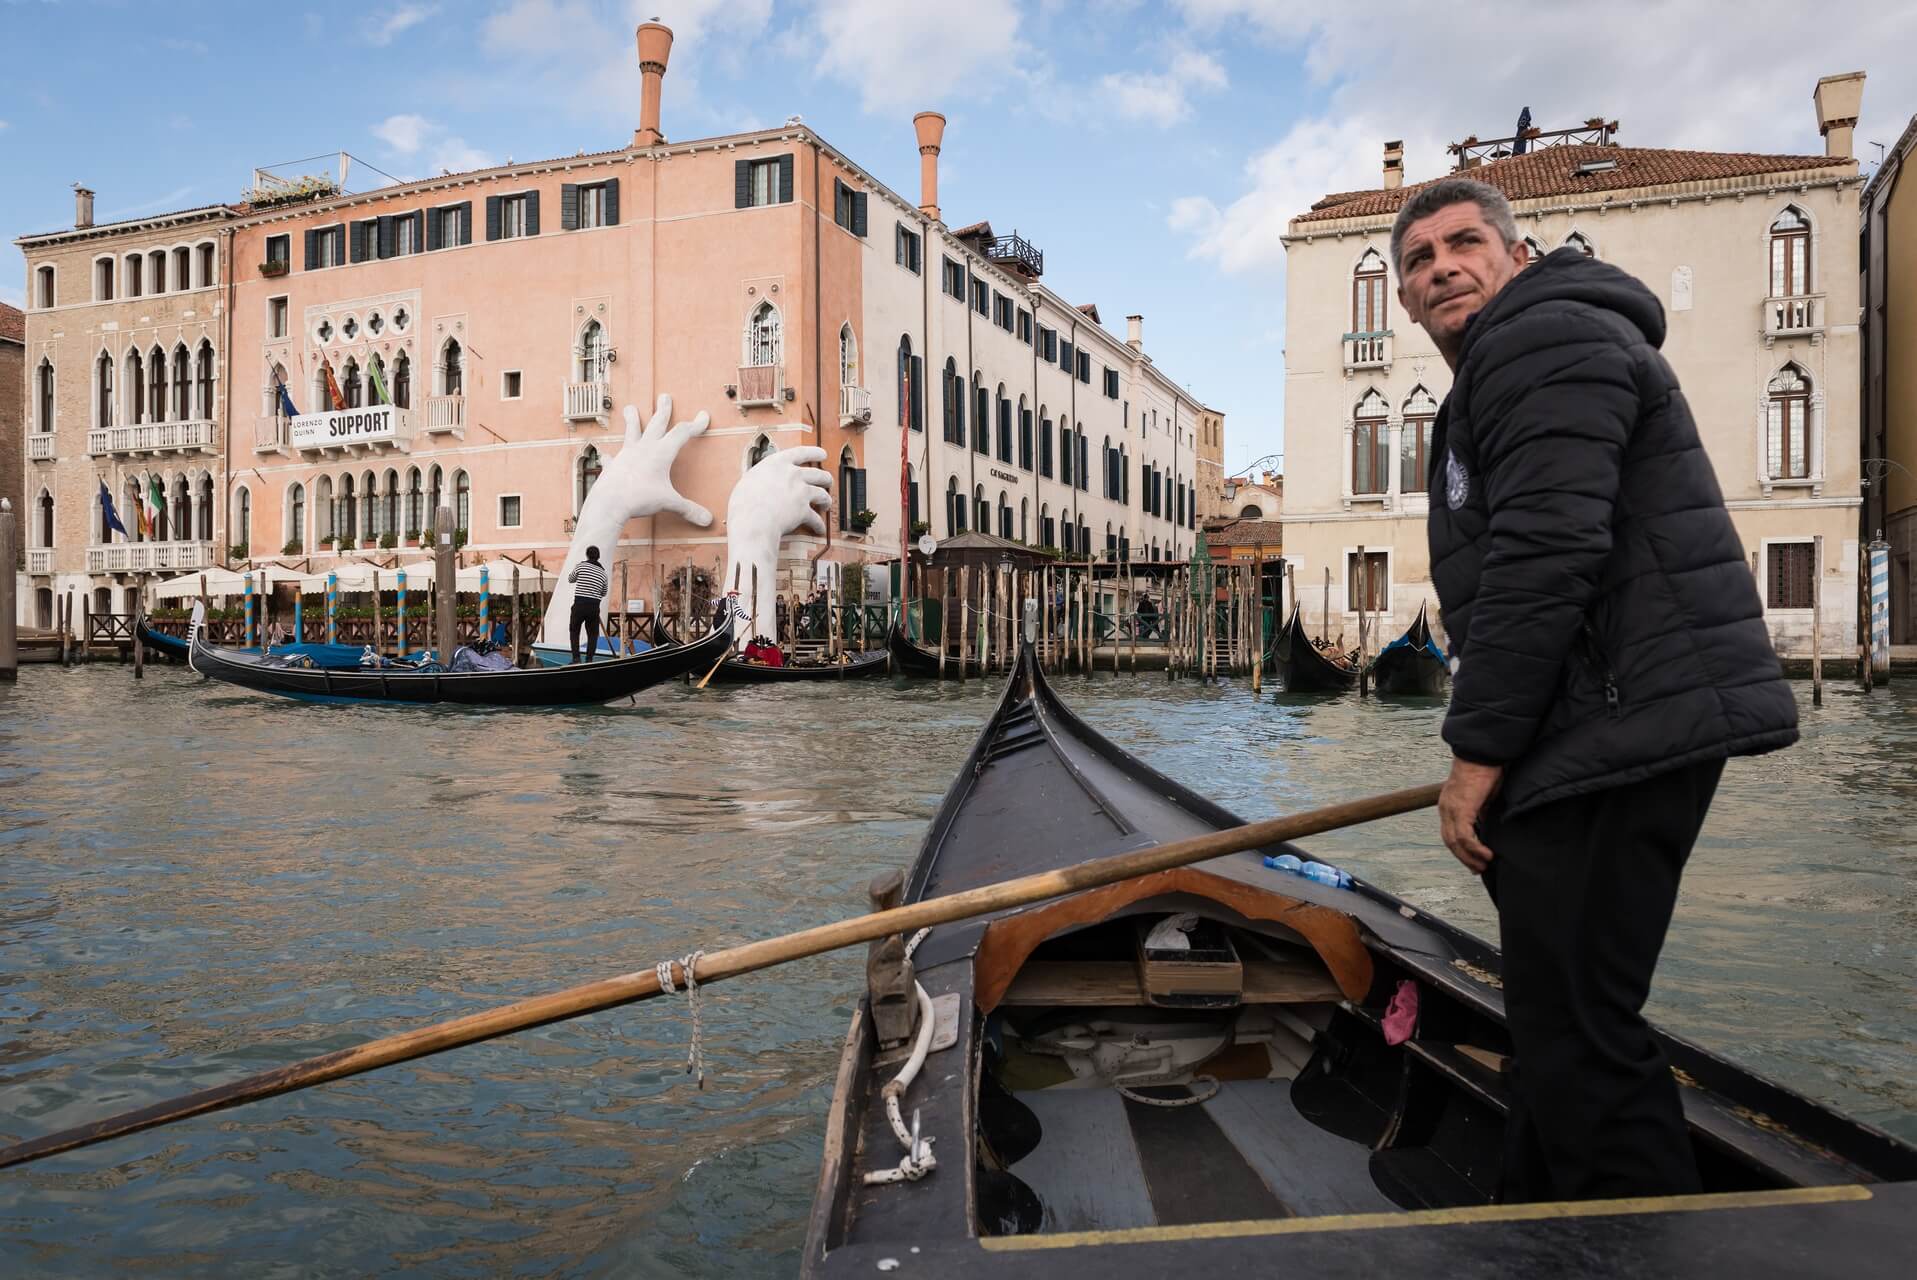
left=141, top=475, right=165, bottom=538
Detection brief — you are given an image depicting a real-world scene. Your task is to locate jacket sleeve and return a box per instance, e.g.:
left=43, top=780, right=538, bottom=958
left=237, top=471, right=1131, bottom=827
left=566, top=564, right=580, bottom=584
left=1443, top=314, right=1638, bottom=766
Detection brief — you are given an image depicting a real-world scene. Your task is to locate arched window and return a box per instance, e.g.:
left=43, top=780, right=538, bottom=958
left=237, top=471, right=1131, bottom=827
left=148, top=249, right=165, bottom=293
left=172, top=474, right=190, bottom=541
left=428, top=465, right=444, bottom=523
left=173, top=344, right=192, bottom=419
left=897, top=335, right=920, bottom=431
left=382, top=468, right=400, bottom=539
left=196, top=241, right=216, bottom=288
left=197, top=474, right=212, bottom=544
left=998, top=489, right=1012, bottom=540
left=839, top=446, right=858, bottom=531
left=1059, top=421, right=1074, bottom=485
left=1077, top=517, right=1089, bottom=556
left=93, top=256, right=114, bottom=301
left=124, top=477, right=143, bottom=542
left=1770, top=207, right=1811, bottom=298
left=125, top=253, right=143, bottom=298
left=942, top=357, right=963, bottom=444
left=454, top=469, right=471, bottom=531
left=1105, top=521, right=1116, bottom=561
left=338, top=472, right=356, bottom=543
left=439, top=338, right=463, bottom=396
left=235, top=487, right=251, bottom=555
left=1041, top=503, right=1053, bottom=549
left=342, top=358, right=362, bottom=409
left=1400, top=385, right=1439, bottom=493
left=172, top=246, right=191, bottom=291
left=36, top=359, right=54, bottom=433
left=1767, top=364, right=1812, bottom=480
left=1039, top=410, right=1053, bottom=477
left=1522, top=236, right=1547, bottom=268
left=287, top=482, right=306, bottom=550
left=1020, top=496, right=1029, bottom=542
left=1352, top=248, right=1387, bottom=334
left=35, top=265, right=53, bottom=308
left=1239, top=504, right=1262, bottom=519
left=393, top=350, right=412, bottom=409
left=315, top=475, right=334, bottom=542
left=743, top=300, right=781, bottom=368
left=907, top=464, right=920, bottom=528
left=148, top=345, right=167, bottom=423
left=360, top=469, right=377, bottom=542
left=1562, top=231, right=1594, bottom=259
left=35, top=488, right=53, bottom=549
left=405, top=468, right=423, bottom=534
left=974, top=377, right=990, bottom=455
left=267, top=362, right=290, bottom=419
left=124, top=348, right=145, bottom=425
left=947, top=476, right=964, bottom=535
left=974, top=484, right=988, bottom=533
left=839, top=323, right=858, bottom=387
left=744, top=434, right=773, bottom=471
left=996, top=384, right=1012, bottom=463
left=1353, top=388, right=1389, bottom=496
left=577, top=319, right=608, bottom=384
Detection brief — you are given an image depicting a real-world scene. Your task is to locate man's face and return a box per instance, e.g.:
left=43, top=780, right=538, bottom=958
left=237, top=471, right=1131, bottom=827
left=1395, top=202, right=1528, bottom=355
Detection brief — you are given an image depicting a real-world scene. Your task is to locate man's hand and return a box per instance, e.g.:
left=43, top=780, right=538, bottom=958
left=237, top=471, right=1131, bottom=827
left=1439, top=757, right=1504, bottom=874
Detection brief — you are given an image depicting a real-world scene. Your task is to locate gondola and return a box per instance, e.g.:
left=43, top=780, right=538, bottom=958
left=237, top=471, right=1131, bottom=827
left=801, top=620, right=1917, bottom=1276
left=707, top=649, right=891, bottom=684
left=1366, top=602, right=1450, bottom=696
left=888, top=623, right=987, bottom=678
left=185, top=620, right=730, bottom=706
left=137, top=617, right=368, bottom=670
left=1266, top=603, right=1356, bottom=692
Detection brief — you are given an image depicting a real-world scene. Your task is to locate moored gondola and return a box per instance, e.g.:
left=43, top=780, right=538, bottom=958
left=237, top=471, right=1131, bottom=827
left=707, top=649, right=891, bottom=684
left=801, top=619, right=1917, bottom=1276
left=888, top=622, right=986, bottom=678
left=138, top=617, right=369, bottom=669
left=186, top=620, right=729, bottom=706
left=1366, top=601, right=1450, bottom=696
left=1266, top=603, right=1356, bottom=692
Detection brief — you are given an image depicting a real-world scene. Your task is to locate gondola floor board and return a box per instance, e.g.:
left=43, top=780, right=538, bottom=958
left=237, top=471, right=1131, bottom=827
left=1006, top=1090, right=1157, bottom=1233
left=998, top=960, right=1342, bottom=1007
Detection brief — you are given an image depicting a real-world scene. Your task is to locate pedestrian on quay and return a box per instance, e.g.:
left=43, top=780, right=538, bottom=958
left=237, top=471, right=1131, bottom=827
left=1397, top=177, right=1798, bottom=1203
left=566, top=545, right=610, bottom=663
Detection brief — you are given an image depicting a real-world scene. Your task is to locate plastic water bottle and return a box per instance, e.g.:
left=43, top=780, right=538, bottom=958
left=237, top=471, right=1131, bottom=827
left=1299, top=861, right=1352, bottom=889
left=1263, top=853, right=1303, bottom=873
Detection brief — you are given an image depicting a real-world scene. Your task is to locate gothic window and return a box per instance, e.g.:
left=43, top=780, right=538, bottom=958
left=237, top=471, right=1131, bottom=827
left=1351, top=248, right=1387, bottom=333
left=578, top=445, right=603, bottom=508
left=577, top=319, right=608, bottom=384
left=1766, top=364, right=1812, bottom=480
left=1769, top=207, right=1811, bottom=298
left=1400, top=385, right=1439, bottom=493
left=439, top=338, right=463, bottom=396
left=743, top=300, right=781, bottom=368
left=1353, top=388, right=1389, bottom=495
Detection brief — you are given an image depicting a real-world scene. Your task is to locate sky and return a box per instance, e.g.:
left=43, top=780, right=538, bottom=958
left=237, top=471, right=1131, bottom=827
left=4, top=0, right=1915, bottom=474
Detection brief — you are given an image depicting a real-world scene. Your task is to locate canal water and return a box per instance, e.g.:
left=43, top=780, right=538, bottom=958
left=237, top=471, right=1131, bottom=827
left=1, top=664, right=1912, bottom=1276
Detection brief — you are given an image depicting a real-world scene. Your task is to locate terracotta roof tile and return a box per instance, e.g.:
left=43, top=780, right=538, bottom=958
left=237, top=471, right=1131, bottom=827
left=1294, top=145, right=1848, bottom=225
left=0, top=301, right=23, bottom=344
left=1206, top=518, right=1284, bottom=547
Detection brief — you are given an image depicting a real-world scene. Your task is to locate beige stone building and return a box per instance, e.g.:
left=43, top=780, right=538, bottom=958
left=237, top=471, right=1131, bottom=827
left=1863, top=111, right=1917, bottom=642
left=14, top=188, right=236, bottom=628
left=1193, top=400, right=1227, bottom=520
left=1280, top=75, right=1867, bottom=658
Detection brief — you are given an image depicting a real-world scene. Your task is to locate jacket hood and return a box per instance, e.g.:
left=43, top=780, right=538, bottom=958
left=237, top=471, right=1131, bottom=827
left=1462, top=248, right=1667, bottom=358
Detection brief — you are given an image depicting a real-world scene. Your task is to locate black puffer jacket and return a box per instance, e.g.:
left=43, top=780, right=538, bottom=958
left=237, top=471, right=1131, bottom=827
left=1427, top=250, right=1797, bottom=814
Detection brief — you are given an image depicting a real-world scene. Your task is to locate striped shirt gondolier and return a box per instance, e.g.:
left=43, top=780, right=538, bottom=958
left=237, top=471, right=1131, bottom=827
left=568, top=560, right=610, bottom=600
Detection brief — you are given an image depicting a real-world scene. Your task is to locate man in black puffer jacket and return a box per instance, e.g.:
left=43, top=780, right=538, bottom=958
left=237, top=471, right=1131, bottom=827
left=1392, top=178, right=1798, bottom=1203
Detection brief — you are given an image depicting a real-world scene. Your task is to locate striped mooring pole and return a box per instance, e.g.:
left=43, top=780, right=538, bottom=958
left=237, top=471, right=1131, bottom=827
left=294, top=593, right=303, bottom=644
left=243, top=573, right=256, bottom=648
left=1870, top=536, right=1890, bottom=679
left=397, top=570, right=409, bottom=657
left=326, top=572, right=338, bottom=645
left=479, top=566, right=491, bottom=641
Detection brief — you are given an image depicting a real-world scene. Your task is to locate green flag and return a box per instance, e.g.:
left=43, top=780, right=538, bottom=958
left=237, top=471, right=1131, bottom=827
left=367, top=356, right=391, bottom=407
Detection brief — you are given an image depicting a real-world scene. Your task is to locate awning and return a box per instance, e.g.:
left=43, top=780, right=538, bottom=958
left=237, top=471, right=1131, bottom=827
left=152, top=565, right=290, bottom=600
left=295, top=560, right=436, bottom=594
left=456, top=558, right=551, bottom=594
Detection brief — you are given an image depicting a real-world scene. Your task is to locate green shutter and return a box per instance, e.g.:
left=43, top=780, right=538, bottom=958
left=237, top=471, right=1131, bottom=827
left=524, top=190, right=540, bottom=236
left=426, top=209, right=442, bottom=252
left=456, top=202, right=473, bottom=245
left=560, top=183, right=579, bottom=231
left=852, top=468, right=867, bottom=515
left=777, top=154, right=794, bottom=203
left=853, top=191, right=868, bottom=237
left=485, top=195, right=502, bottom=241
left=735, top=159, right=751, bottom=208
left=377, top=214, right=396, bottom=258
left=303, top=229, right=318, bottom=269
left=603, top=178, right=619, bottom=225
left=913, top=355, right=925, bottom=431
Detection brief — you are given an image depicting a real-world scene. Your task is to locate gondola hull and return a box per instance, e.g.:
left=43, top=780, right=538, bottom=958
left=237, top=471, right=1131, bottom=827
left=1267, top=605, right=1356, bottom=692
left=802, top=639, right=1916, bottom=1275
left=139, top=619, right=370, bottom=670
left=1368, top=603, right=1449, bottom=696
left=888, top=623, right=986, bottom=678
left=707, top=650, right=891, bottom=684
left=186, top=623, right=729, bottom=706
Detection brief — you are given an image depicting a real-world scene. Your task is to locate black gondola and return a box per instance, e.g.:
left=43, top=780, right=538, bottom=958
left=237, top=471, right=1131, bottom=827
left=1267, top=603, right=1356, bottom=692
left=888, top=623, right=987, bottom=678
left=801, top=631, right=1917, bottom=1276
left=137, top=618, right=369, bottom=670
left=186, top=621, right=730, bottom=706
left=136, top=617, right=191, bottom=661
left=708, top=649, right=891, bottom=684
left=1367, top=602, right=1450, bottom=696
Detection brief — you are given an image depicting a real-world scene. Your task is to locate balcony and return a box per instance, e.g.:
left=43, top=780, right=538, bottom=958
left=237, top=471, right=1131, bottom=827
left=1764, top=293, right=1824, bottom=342
left=87, top=418, right=219, bottom=458
left=283, top=406, right=419, bottom=455
left=26, top=548, right=52, bottom=576
left=565, top=380, right=610, bottom=422
left=28, top=433, right=55, bottom=462
left=983, top=231, right=1044, bottom=278
left=839, top=383, right=872, bottom=427
left=255, top=415, right=289, bottom=453
left=427, top=394, right=466, bottom=437
left=737, top=364, right=783, bottom=408
left=1342, top=330, right=1392, bottom=374
left=86, top=540, right=215, bottom=574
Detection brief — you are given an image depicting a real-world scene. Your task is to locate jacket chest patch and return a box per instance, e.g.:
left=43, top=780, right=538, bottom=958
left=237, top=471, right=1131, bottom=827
left=1445, top=449, right=1471, bottom=510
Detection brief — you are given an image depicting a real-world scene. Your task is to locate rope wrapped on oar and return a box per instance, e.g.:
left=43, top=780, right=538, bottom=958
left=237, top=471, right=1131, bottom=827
left=0, top=782, right=1440, bottom=1172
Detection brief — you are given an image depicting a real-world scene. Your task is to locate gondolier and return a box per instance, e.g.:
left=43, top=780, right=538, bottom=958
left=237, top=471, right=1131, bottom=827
left=1396, top=178, right=1799, bottom=1202
left=567, top=546, right=610, bottom=664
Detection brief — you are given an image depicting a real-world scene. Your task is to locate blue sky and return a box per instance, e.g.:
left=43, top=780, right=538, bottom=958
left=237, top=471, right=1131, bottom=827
left=5, top=1, right=1913, bottom=472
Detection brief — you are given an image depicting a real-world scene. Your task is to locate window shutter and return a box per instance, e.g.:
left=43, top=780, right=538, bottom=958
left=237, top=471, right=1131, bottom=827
left=853, top=191, right=868, bottom=237
left=778, top=154, right=794, bottom=203
left=852, top=468, right=868, bottom=515
left=560, top=183, right=579, bottom=231
left=426, top=209, right=442, bottom=252
left=485, top=195, right=502, bottom=242
left=456, top=202, right=473, bottom=245
left=377, top=214, right=396, bottom=258
left=303, top=228, right=318, bottom=269
left=735, top=159, right=751, bottom=208
left=524, top=190, right=540, bottom=236
left=603, top=178, right=619, bottom=226
left=912, top=355, right=925, bottom=431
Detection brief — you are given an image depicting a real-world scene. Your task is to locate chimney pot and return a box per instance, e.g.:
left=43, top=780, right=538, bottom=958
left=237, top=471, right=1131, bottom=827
left=913, top=111, right=946, bottom=223
left=74, top=184, right=95, bottom=229
left=1126, top=314, right=1143, bottom=350
left=1813, top=71, right=1865, bottom=161
left=1383, top=140, right=1404, bottom=191
left=633, top=22, right=674, bottom=148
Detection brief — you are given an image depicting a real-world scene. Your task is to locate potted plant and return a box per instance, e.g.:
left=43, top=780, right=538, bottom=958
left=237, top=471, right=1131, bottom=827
left=227, top=543, right=249, bottom=562
left=910, top=520, right=931, bottom=537
left=850, top=508, right=877, bottom=533
left=317, top=533, right=338, bottom=550
left=282, top=538, right=303, bottom=555
left=404, top=527, right=421, bottom=545
left=259, top=259, right=290, bottom=278
left=453, top=528, right=469, bottom=550
left=379, top=531, right=398, bottom=550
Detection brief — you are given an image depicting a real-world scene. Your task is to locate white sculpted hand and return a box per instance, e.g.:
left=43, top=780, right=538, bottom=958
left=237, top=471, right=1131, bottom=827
left=537, top=394, right=712, bottom=648
left=723, top=445, right=832, bottom=641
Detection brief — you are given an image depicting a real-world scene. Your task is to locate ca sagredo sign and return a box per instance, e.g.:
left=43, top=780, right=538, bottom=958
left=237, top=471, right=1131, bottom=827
left=290, top=405, right=402, bottom=449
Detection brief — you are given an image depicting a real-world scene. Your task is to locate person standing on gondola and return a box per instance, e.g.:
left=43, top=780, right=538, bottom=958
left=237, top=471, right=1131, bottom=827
left=1395, top=178, right=1798, bottom=1204
left=566, top=545, right=610, bottom=663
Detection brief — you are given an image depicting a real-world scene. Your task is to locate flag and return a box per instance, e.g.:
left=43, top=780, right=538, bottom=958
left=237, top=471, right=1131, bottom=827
left=367, top=356, right=390, bottom=407
left=322, top=359, right=345, bottom=412
left=275, top=375, right=299, bottom=419
left=99, top=481, right=129, bottom=540
left=143, top=475, right=165, bottom=538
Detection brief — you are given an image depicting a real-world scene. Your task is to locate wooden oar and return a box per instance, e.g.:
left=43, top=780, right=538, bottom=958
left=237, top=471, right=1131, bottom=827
left=0, top=782, right=1440, bottom=1171
left=694, top=638, right=735, bottom=689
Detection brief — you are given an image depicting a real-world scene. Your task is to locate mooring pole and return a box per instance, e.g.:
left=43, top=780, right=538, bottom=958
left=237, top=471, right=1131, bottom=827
left=435, top=505, right=456, bottom=660
left=1811, top=533, right=1824, bottom=708
left=0, top=499, right=17, bottom=682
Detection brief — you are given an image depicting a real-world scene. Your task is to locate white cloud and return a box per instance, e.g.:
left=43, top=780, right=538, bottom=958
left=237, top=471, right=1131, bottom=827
left=1169, top=0, right=1917, bottom=276
left=372, top=113, right=432, bottom=154
left=1100, top=47, right=1228, bottom=125
left=431, top=138, right=493, bottom=174
left=368, top=113, right=490, bottom=175
left=811, top=0, right=1030, bottom=116
left=369, top=4, right=436, bottom=46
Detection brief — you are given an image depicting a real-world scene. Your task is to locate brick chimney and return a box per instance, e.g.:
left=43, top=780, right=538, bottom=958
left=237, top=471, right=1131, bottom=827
left=633, top=21, right=673, bottom=147
left=1813, top=71, right=1865, bottom=160
left=913, top=111, right=946, bottom=222
left=1383, top=141, right=1404, bottom=190
left=1126, top=314, right=1143, bottom=351
left=74, top=184, right=95, bottom=229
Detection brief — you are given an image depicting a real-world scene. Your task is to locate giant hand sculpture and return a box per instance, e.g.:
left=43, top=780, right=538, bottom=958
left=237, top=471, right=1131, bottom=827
left=723, top=445, right=832, bottom=642
left=536, top=395, right=711, bottom=648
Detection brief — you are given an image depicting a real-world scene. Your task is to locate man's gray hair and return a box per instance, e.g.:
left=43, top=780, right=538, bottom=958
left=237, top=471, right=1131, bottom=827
left=1389, top=177, right=1520, bottom=275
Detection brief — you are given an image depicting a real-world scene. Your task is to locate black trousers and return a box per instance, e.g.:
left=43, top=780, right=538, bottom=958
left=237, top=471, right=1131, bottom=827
left=1481, top=758, right=1724, bottom=1203
left=568, top=598, right=602, bottom=663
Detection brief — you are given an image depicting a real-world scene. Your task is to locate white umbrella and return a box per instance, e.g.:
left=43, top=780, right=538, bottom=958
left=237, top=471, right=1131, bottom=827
left=295, top=561, right=396, bottom=595
left=456, top=558, right=546, bottom=594
left=152, top=565, right=285, bottom=600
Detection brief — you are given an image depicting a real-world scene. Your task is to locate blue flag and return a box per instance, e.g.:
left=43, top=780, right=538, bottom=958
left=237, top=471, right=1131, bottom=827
left=276, top=379, right=299, bottom=419
left=99, top=481, right=129, bottom=540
